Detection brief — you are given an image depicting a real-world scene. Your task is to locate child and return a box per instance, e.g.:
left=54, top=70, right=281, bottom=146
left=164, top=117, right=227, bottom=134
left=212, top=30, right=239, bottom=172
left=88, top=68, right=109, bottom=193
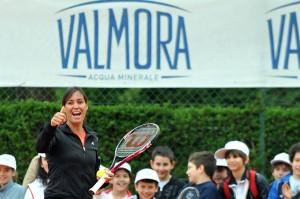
left=22, top=154, right=40, bottom=188
left=150, top=146, right=185, bottom=198
left=95, top=163, right=132, bottom=199
left=0, top=154, right=25, bottom=199
left=130, top=168, right=159, bottom=199
left=270, top=152, right=291, bottom=180
left=184, top=151, right=221, bottom=199
left=215, top=140, right=269, bottom=199
left=213, top=158, right=229, bottom=189
left=268, top=142, right=300, bottom=199
left=24, top=153, right=49, bottom=199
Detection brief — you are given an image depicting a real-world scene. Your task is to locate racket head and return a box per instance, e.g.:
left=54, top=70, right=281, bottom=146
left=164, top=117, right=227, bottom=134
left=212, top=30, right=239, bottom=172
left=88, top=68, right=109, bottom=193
left=89, top=123, right=159, bottom=194
left=115, top=123, right=159, bottom=158
left=177, top=187, right=200, bottom=199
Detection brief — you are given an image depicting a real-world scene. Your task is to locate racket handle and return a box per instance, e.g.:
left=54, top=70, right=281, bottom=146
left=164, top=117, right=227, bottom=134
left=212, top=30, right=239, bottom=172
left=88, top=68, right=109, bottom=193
left=89, top=177, right=107, bottom=195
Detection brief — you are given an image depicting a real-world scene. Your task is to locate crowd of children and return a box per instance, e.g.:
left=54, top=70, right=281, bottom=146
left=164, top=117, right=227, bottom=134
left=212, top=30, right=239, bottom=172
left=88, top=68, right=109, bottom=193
left=2, top=141, right=300, bottom=199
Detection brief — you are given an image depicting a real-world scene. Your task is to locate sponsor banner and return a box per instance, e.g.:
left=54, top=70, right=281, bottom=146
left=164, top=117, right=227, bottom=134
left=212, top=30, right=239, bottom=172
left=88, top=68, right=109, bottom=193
left=266, top=0, right=300, bottom=86
left=0, top=0, right=299, bottom=87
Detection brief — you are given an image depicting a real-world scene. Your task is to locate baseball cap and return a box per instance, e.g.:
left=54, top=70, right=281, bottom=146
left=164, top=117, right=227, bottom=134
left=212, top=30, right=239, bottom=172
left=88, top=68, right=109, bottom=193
left=216, top=158, right=227, bottom=167
left=115, top=162, right=131, bottom=173
left=215, top=141, right=249, bottom=159
left=270, top=152, right=291, bottom=166
left=134, top=168, right=159, bottom=184
left=0, top=154, right=17, bottom=170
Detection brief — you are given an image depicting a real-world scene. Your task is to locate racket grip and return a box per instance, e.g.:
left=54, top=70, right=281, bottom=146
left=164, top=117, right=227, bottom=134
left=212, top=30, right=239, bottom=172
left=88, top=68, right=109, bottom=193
left=89, top=177, right=107, bottom=195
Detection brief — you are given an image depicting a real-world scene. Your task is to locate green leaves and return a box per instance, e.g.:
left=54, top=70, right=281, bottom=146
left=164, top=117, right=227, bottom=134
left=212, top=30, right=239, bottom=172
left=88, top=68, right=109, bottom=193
left=0, top=100, right=298, bottom=183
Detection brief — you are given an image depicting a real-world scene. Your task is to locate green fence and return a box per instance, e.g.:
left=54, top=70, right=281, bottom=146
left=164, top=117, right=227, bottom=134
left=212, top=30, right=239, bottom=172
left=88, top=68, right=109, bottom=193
left=2, top=87, right=300, bottom=107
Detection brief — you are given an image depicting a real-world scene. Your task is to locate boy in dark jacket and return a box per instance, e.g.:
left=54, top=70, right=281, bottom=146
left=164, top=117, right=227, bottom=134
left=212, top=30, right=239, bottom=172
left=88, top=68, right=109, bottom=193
left=150, top=146, right=185, bottom=199
left=183, top=151, right=221, bottom=199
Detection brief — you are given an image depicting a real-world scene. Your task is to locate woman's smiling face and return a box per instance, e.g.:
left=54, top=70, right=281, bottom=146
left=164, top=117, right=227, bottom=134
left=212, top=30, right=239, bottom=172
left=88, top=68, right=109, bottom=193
left=64, top=91, right=88, bottom=125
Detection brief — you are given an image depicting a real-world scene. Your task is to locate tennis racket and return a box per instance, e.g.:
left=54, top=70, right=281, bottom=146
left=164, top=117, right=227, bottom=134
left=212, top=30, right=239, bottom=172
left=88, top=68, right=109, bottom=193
left=89, top=123, right=160, bottom=194
left=177, top=187, right=200, bottom=199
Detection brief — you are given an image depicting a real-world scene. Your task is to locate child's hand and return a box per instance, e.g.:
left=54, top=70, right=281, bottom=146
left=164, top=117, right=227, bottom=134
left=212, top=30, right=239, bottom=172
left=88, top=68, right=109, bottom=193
left=282, top=183, right=292, bottom=199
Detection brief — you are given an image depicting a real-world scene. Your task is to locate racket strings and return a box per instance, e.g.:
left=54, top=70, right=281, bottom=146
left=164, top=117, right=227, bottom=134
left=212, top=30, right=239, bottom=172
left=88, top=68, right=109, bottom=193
left=116, top=125, right=158, bottom=157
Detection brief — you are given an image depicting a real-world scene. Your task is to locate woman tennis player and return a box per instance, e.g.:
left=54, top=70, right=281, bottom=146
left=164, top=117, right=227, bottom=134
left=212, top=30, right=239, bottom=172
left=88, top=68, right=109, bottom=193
left=36, top=87, right=112, bottom=199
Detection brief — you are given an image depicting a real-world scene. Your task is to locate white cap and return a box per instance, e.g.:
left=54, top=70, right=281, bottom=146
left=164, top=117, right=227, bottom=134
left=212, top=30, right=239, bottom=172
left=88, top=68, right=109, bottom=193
left=38, top=153, right=46, bottom=158
left=0, top=154, right=16, bottom=170
left=215, top=141, right=249, bottom=159
left=134, top=168, right=159, bottom=184
left=115, top=162, right=131, bottom=173
left=216, top=158, right=227, bottom=167
left=99, top=164, right=107, bottom=170
left=270, top=152, right=291, bottom=166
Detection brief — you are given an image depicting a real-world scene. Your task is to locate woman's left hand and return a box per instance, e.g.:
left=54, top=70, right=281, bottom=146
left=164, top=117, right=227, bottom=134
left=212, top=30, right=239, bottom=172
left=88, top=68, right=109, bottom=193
left=94, top=169, right=114, bottom=195
left=96, top=168, right=114, bottom=181
left=103, top=169, right=114, bottom=182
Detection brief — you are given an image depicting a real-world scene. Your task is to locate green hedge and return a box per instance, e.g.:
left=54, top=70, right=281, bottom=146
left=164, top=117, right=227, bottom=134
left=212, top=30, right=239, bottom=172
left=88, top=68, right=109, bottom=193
left=0, top=100, right=299, bottom=184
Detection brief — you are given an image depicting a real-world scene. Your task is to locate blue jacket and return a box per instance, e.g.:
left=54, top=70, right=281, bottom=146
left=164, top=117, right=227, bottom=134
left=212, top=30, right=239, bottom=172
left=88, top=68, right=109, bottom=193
left=0, top=180, right=25, bottom=199
left=268, top=174, right=291, bottom=199
left=194, top=181, right=222, bottom=199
